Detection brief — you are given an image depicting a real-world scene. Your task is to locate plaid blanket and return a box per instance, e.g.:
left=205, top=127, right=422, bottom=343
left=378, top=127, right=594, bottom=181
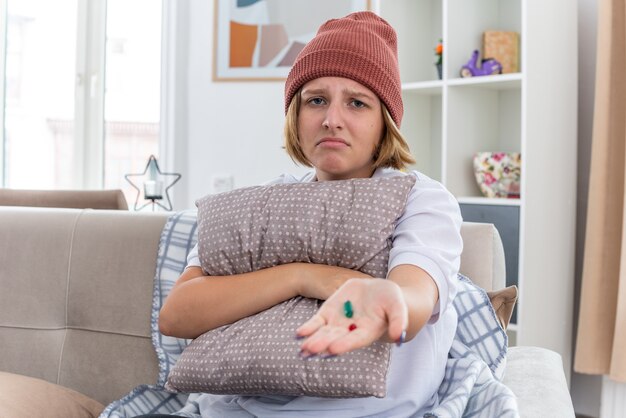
left=100, top=212, right=518, bottom=418
left=424, top=275, right=518, bottom=417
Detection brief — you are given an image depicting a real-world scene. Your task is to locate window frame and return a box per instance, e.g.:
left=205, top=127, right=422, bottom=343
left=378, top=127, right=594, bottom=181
left=0, top=0, right=175, bottom=191
left=75, top=0, right=106, bottom=189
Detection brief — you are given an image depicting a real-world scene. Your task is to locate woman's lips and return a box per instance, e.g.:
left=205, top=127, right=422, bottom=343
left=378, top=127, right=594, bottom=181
left=317, top=138, right=349, bottom=148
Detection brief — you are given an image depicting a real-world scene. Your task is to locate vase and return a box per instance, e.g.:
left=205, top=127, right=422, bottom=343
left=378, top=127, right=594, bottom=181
left=435, top=63, right=442, bottom=80
left=472, top=152, right=521, bottom=198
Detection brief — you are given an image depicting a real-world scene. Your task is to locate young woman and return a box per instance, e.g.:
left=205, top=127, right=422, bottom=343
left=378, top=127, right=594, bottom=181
left=158, top=11, right=462, bottom=418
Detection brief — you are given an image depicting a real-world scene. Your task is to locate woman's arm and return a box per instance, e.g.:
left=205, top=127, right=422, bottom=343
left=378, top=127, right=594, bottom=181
left=159, top=263, right=372, bottom=339
left=296, top=264, right=436, bottom=356
left=387, top=264, right=438, bottom=341
left=297, top=175, right=461, bottom=356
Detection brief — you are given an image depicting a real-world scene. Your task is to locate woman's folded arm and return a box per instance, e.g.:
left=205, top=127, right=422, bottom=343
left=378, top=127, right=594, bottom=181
left=159, top=263, right=372, bottom=339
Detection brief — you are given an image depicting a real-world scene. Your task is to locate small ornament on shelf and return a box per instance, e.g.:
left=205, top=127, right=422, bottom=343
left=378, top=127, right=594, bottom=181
left=483, top=31, right=520, bottom=74
left=460, top=49, right=502, bottom=77
left=472, top=152, right=521, bottom=198
left=434, top=39, right=443, bottom=80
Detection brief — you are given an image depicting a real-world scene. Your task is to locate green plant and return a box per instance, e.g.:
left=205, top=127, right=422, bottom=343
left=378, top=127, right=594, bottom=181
left=435, top=39, right=443, bottom=65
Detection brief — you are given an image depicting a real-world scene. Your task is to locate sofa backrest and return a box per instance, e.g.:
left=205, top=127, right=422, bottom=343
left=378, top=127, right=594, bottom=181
left=0, top=188, right=129, bottom=210
left=0, top=207, right=168, bottom=405
left=0, top=207, right=505, bottom=406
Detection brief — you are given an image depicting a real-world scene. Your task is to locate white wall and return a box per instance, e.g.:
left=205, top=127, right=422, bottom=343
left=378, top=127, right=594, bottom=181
left=178, top=0, right=308, bottom=209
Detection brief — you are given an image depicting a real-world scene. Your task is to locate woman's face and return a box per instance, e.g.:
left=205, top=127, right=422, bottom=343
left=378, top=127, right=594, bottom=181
left=297, top=77, right=384, bottom=181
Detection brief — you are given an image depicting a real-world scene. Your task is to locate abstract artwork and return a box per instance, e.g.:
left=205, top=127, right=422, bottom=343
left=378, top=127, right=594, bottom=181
left=213, top=0, right=370, bottom=81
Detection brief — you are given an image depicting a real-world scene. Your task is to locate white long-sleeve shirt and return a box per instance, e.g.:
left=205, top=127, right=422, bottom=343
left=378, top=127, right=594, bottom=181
left=185, top=168, right=463, bottom=417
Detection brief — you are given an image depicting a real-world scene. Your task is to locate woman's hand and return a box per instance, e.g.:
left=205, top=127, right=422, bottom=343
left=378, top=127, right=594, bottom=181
left=294, top=263, right=373, bottom=300
left=160, top=263, right=374, bottom=339
left=296, top=278, right=408, bottom=357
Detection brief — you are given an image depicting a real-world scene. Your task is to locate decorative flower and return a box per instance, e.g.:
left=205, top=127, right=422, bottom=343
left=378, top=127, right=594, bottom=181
left=483, top=172, right=496, bottom=185
left=435, top=39, right=443, bottom=65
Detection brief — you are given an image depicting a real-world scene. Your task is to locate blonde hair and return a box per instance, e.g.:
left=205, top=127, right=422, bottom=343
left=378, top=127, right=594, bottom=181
left=283, top=89, right=415, bottom=170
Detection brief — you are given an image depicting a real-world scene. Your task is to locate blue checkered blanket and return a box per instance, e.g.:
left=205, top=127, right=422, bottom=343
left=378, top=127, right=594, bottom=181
left=100, top=211, right=518, bottom=418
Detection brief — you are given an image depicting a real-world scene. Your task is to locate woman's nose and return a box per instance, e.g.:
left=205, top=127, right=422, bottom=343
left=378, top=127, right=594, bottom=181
left=322, top=102, right=344, bottom=129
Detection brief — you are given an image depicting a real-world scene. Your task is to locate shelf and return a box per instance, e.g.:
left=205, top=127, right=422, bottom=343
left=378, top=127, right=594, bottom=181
left=380, top=0, right=442, bottom=84
left=401, top=74, right=522, bottom=92
left=446, top=0, right=522, bottom=80
left=377, top=0, right=577, bottom=379
left=403, top=93, right=442, bottom=181
left=447, top=73, right=522, bottom=90
left=445, top=86, right=522, bottom=197
left=402, top=80, right=443, bottom=95
left=457, top=196, right=521, bottom=206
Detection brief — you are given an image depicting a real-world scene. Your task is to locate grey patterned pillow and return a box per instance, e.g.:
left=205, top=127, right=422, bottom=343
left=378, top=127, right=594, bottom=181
left=165, top=175, right=416, bottom=398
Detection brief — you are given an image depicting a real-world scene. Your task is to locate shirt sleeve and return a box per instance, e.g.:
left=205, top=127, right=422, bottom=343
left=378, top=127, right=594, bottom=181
left=388, top=172, right=463, bottom=323
left=186, top=243, right=201, bottom=267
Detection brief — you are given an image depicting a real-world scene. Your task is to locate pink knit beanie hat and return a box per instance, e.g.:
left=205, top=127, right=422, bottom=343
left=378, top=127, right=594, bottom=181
left=284, top=11, right=403, bottom=127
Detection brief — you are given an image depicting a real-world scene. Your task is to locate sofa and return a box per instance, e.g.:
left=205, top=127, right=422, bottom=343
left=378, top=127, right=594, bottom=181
left=0, top=188, right=128, bottom=209
left=0, top=207, right=575, bottom=417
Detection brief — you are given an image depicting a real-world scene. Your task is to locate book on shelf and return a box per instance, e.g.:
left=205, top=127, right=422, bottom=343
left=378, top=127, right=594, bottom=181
left=483, top=31, right=520, bottom=74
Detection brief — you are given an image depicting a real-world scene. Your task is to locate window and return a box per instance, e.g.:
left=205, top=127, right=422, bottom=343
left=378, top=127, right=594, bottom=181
left=0, top=0, right=162, bottom=203
left=104, top=0, right=161, bottom=202
left=3, top=0, right=78, bottom=189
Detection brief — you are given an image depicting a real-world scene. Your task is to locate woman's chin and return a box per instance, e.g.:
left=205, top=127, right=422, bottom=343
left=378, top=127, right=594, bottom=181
left=315, top=166, right=374, bottom=181
left=311, top=159, right=346, bottom=176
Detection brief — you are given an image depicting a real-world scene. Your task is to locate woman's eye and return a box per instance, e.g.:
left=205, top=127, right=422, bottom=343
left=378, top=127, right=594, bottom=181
left=308, top=97, right=325, bottom=105
left=351, top=99, right=366, bottom=108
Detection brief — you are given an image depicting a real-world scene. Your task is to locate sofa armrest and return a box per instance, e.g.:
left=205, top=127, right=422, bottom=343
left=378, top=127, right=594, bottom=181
left=460, top=222, right=506, bottom=291
left=503, top=346, right=574, bottom=417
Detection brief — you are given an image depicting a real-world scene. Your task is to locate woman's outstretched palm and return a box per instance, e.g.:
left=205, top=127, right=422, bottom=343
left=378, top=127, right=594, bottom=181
left=297, top=278, right=408, bottom=356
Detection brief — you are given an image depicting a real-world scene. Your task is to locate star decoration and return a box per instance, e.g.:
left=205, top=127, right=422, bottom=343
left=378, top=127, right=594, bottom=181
left=125, top=155, right=181, bottom=211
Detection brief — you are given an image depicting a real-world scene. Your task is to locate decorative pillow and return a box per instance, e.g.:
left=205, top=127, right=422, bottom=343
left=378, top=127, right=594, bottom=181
left=487, top=285, right=518, bottom=330
left=165, top=175, right=416, bottom=398
left=0, top=372, right=104, bottom=418
left=452, top=274, right=509, bottom=380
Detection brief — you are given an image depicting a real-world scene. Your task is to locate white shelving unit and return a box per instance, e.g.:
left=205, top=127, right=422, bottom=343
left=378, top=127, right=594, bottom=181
left=374, top=0, right=577, bottom=380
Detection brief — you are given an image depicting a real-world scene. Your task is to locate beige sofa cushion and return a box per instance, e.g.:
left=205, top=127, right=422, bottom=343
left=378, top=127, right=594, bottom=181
left=0, top=208, right=168, bottom=405
left=0, top=371, right=104, bottom=418
left=503, top=347, right=575, bottom=417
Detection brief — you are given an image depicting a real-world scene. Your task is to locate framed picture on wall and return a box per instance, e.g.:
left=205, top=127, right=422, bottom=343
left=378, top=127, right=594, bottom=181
left=213, top=0, right=371, bottom=81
